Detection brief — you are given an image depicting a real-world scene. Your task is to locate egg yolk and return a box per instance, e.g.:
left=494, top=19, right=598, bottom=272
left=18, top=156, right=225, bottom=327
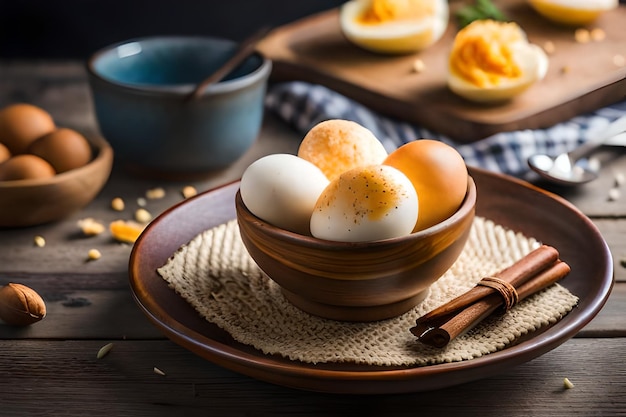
left=528, top=0, right=616, bottom=25
left=449, top=20, right=525, bottom=88
left=357, top=0, right=435, bottom=24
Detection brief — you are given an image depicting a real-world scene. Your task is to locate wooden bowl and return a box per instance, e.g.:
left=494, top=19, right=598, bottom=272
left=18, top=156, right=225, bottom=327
left=235, top=176, right=476, bottom=322
left=0, top=134, right=113, bottom=227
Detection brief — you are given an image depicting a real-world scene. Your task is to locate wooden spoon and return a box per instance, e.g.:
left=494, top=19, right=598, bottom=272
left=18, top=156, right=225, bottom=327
left=186, top=26, right=271, bottom=102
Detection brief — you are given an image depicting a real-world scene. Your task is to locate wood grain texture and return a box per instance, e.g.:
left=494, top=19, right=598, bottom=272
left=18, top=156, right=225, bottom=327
left=0, top=339, right=624, bottom=417
left=258, top=0, right=626, bottom=141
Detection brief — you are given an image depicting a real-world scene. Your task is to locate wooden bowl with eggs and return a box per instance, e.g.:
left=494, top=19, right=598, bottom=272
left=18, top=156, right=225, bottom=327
left=0, top=104, right=113, bottom=227
left=235, top=176, right=476, bottom=322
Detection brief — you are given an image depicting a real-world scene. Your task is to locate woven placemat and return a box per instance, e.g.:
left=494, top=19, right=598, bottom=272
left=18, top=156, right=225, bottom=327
left=157, top=217, right=578, bottom=367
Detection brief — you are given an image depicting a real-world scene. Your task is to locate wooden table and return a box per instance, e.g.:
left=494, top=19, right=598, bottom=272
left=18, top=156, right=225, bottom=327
left=0, top=61, right=625, bottom=416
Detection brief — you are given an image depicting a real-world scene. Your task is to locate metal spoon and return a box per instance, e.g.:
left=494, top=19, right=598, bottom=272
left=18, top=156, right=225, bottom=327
left=528, top=115, right=626, bottom=186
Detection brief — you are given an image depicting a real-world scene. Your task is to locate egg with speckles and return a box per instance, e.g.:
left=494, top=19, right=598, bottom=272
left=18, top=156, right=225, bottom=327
left=310, top=164, right=418, bottom=242
left=298, top=119, right=388, bottom=181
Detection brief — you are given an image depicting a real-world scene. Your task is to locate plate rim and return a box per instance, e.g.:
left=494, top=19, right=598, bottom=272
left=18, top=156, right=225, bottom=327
left=129, top=166, right=614, bottom=394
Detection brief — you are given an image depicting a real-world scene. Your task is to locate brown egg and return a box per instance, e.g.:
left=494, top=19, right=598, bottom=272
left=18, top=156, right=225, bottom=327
left=0, top=142, right=10, bottom=163
left=384, top=140, right=468, bottom=232
left=0, top=154, right=56, bottom=181
left=28, top=128, right=92, bottom=173
left=0, top=103, right=56, bottom=155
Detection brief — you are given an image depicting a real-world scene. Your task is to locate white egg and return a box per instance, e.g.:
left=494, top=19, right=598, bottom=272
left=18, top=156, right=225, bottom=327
left=310, top=165, right=418, bottom=242
left=528, top=0, right=618, bottom=25
left=240, top=154, right=330, bottom=235
left=339, top=0, right=449, bottom=54
left=447, top=20, right=548, bottom=103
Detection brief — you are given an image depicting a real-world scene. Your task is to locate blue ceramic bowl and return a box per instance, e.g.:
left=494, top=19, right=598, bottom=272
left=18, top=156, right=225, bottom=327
left=86, top=36, right=271, bottom=179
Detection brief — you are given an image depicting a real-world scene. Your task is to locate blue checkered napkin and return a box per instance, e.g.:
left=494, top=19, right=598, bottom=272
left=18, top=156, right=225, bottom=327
left=265, top=81, right=626, bottom=179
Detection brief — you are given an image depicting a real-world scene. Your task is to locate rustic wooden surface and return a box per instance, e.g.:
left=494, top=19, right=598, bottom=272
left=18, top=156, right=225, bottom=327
left=0, top=61, right=625, bottom=416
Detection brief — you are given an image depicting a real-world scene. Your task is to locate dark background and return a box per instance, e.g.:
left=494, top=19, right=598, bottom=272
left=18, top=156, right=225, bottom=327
left=0, top=0, right=345, bottom=58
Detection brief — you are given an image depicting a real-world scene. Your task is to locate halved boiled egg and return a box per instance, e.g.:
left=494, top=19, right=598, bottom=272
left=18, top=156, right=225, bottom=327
left=528, top=0, right=618, bottom=26
left=339, top=0, right=449, bottom=54
left=447, top=20, right=549, bottom=103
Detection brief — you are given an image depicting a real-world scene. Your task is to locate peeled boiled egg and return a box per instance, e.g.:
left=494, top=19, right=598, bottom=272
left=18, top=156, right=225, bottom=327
left=240, top=154, right=330, bottom=235
left=0, top=154, right=56, bottom=181
left=340, top=0, right=449, bottom=54
left=0, top=103, right=56, bottom=154
left=28, top=128, right=93, bottom=173
left=384, top=140, right=467, bottom=231
left=310, top=165, right=418, bottom=242
left=447, top=20, right=548, bottom=103
left=528, top=0, right=618, bottom=26
left=298, top=119, right=388, bottom=181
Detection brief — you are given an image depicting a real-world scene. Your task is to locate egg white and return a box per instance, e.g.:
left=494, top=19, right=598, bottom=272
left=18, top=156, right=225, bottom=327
left=528, top=0, right=618, bottom=25
left=339, top=0, right=449, bottom=54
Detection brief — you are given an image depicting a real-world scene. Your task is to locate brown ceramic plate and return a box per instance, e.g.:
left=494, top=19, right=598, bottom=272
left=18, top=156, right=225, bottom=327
left=129, top=166, right=613, bottom=394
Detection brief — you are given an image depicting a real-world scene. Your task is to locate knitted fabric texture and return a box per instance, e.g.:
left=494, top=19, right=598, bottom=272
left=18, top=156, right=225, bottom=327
left=157, top=217, right=578, bottom=366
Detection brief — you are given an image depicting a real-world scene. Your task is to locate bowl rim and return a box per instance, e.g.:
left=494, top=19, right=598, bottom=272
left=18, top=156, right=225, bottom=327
left=236, top=175, right=477, bottom=249
left=85, top=35, right=272, bottom=97
left=0, top=133, right=113, bottom=189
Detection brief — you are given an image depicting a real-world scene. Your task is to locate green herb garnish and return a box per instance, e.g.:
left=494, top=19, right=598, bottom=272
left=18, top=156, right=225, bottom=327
left=455, top=0, right=508, bottom=28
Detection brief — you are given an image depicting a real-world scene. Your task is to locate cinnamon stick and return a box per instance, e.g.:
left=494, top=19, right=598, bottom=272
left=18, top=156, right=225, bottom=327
left=417, top=245, right=559, bottom=324
left=410, top=246, right=571, bottom=348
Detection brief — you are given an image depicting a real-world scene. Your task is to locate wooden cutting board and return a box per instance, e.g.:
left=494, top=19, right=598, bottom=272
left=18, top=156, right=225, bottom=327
left=257, top=0, right=626, bottom=142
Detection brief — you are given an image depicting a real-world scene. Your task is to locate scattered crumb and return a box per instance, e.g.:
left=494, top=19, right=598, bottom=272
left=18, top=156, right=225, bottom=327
left=412, top=58, right=426, bottom=73
left=560, top=65, right=571, bottom=74
left=588, top=157, right=601, bottom=173
left=110, top=220, right=145, bottom=244
left=563, top=377, right=575, bottom=389
left=146, top=187, right=166, bottom=199
left=137, top=197, right=147, bottom=207
left=543, top=40, right=555, bottom=55
left=182, top=185, right=198, bottom=199
left=607, top=188, right=621, bottom=202
left=620, top=258, right=626, bottom=268
left=613, top=54, right=625, bottom=68
left=590, top=28, right=605, bottom=42
left=97, top=342, right=114, bottom=359
left=153, top=367, right=166, bottom=376
left=77, top=218, right=106, bottom=236
left=135, top=208, right=153, bottom=224
left=574, top=28, right=590, bottom=43
left=111, top=197, right=125, bottom=211
left=33, top=235, right=46, bottom=247
left=87, top=248, right=102, bottom=261
left=615, top=172, right=625, bottom=187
